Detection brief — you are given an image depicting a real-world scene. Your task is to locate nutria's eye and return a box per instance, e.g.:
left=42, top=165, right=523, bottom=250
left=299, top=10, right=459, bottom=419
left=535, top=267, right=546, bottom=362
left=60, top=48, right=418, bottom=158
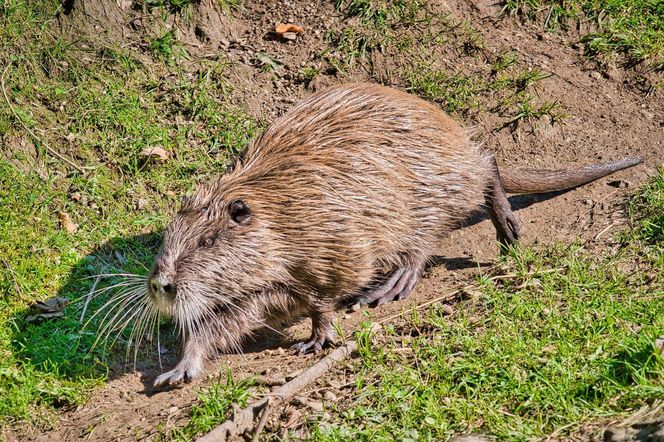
left=229, top=199, right=251, bottom=225
left=199, top=237, right=215, bottom=248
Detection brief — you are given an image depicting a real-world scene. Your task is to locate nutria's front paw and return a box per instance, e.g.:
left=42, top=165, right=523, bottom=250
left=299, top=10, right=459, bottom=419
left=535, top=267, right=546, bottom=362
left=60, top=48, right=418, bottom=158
left=153, top=358, right=203, bottom=387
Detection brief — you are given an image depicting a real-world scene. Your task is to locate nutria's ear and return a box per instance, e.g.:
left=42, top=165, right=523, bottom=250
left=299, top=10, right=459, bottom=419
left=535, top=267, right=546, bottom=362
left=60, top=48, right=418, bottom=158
left=229, top=200, right=251, bottom=225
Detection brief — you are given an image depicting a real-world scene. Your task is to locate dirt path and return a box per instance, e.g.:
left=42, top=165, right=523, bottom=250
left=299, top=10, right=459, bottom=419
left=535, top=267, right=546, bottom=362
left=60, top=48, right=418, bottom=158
left=10, top=0, right=663, bottom=440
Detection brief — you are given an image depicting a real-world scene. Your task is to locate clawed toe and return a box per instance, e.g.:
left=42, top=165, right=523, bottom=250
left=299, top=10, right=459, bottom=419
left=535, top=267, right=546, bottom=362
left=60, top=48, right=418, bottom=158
left=153, top=356, right=203, bottom=387
left=351, top=264, right=422, bottom=309
left=154, top=369, right=185, bottom=387
left=291, top=339, right=323, bottom=354
left=291, top=327, right=336, bottom=355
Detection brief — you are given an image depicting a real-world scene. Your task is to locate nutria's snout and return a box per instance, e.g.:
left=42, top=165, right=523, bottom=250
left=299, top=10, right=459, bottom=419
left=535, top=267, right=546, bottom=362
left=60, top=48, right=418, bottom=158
left=147, top=259, right=176, bottom=313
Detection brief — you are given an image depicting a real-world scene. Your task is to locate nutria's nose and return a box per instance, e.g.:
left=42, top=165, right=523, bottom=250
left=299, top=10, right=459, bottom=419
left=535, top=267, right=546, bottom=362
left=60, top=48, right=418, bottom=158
left=149, top=276, right=175, bottom=296
left=149, top=260, right=176, bottom=300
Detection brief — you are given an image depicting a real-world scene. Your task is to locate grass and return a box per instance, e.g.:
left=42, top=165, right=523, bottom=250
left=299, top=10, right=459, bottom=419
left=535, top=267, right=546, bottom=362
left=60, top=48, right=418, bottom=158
left=325, top=0, right=568, bottom=127
left=166, top=371, right=255, bottom=441
left=304, top=171, right=664, bottom=440
left=502, top=0, right=664, bottom=68
left=0, top=0, right=255, bottom=430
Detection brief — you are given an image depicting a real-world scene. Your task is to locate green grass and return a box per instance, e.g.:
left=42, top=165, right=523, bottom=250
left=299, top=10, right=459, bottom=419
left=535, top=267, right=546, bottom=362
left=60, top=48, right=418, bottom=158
left=305, top=171, right=664, bottom=440
left=0, top=0, right=256, bottom=430
left=502, top=0, right=664, bottom=68
left=325, top=0, right=568, bottom=126
left=166, top=371, right=255, bottom=441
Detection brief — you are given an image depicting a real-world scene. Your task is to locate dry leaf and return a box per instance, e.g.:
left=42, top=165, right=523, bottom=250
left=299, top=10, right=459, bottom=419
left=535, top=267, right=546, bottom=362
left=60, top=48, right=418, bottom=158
left=275, top=23, right=304, bottom=36
left=70, top=191, right=82, bottom=202
left=58, top=212, right=78, bottom=233
left=139, top=147, right=170, bottom=161
left=26, top=297, right=69, bottom=323
left=255, top=52, right=284, bottom=72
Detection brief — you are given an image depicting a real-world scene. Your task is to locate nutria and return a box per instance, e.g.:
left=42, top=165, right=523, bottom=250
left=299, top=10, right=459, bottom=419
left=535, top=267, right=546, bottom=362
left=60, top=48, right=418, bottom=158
left=147, top=83, right=642, bottom=386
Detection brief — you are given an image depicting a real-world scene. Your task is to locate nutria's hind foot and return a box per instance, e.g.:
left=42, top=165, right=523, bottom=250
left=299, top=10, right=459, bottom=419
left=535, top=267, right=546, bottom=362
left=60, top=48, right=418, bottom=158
left=291, top=311, right=336, bottom=354
left=486, top=155, right=521, bottom=250
left=351, top=263, right=422, bottom=309
left=153, top=342, right=204, bottom=387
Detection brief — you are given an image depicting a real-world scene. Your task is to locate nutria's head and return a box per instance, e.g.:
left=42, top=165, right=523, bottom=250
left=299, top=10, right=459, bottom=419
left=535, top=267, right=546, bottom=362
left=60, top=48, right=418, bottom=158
left=147, top=179, right=288, bottom=332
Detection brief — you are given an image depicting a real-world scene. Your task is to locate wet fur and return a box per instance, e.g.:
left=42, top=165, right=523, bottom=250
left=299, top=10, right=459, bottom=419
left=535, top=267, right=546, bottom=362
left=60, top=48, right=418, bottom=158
left=148, top=83, right=641, bottom=385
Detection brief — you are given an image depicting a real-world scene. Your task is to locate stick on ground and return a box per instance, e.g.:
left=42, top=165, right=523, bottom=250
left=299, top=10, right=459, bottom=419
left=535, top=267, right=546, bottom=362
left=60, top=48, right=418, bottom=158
left=197, top=340, right=358, bottom=442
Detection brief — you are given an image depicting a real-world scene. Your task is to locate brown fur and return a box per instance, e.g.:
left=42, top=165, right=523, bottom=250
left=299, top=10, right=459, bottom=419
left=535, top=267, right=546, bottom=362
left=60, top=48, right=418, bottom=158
left=147, top=83, right=641, bottom=386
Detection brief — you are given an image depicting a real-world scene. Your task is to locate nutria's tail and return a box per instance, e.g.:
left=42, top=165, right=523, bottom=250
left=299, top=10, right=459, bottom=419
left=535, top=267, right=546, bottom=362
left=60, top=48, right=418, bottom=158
left=500, top=157, right=644, bottom=194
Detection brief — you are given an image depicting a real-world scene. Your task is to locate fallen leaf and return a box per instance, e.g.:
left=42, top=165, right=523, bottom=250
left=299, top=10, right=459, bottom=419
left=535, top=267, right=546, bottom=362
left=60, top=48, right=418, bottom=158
left=70, top=191, right=82, bottom=202
left=26, top=297, right=69, bottom=323
left=139, top=147, right=170, bottom=161
left=275, top=23, right=304, bottom=36
left=255, top=52, right=284, bottom=72
left=58, top=212, right=78, bottom=233
left=282, top=406, right=304, bottom=429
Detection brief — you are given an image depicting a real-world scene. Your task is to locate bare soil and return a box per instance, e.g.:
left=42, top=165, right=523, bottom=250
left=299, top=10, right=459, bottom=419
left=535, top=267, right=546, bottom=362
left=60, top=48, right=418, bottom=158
left=9, top=0, right=663, bottom=440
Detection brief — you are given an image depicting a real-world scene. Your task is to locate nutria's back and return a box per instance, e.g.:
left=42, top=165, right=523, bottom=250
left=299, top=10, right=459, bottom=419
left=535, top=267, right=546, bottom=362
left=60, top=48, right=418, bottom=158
left=212, top=83, right=491, bottom=298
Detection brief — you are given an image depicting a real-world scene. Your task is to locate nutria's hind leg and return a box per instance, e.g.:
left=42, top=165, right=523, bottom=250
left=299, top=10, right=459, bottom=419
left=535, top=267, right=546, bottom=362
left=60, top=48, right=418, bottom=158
left=351, top=262, right=423, bottom=309
left=486, top=155, right=520, bottom=250
left=291, top=310, right=336, bottom=354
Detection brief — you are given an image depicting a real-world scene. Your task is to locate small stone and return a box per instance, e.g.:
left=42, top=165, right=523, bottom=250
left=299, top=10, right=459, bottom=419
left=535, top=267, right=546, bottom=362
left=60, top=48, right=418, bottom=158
left=70, top=191, right=82, bottom=202
left=293, top=397, right=324, bottom=413
left=441, top=304, right=454, bottom=316
left=135, top=198, right=148, bottom=210
left=168, top=406, right=178, bottom=415
left=275, top=347, right=285, bottom=355
left=368, top=322, right=382, bottom=333
left=590, top=71, right=602, bottom=80
left=322, top=390, right=337, bottom=402
left=583, top=198, right=594, bottom=206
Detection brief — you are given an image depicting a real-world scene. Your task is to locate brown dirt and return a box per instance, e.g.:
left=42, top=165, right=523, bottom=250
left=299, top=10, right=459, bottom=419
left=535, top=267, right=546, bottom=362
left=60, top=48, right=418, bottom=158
left=8, top=0, right=664, bottom=440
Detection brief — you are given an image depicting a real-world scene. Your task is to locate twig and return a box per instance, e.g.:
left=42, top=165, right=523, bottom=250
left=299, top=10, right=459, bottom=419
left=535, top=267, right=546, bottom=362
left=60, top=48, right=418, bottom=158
left=251, top=399, right=271, bottom=442
left=1, top=63, right=86, bottom=174
left=197, top=341, right=358, bottom=442
left=594, top=222, right=616, bottom=240
left=1, top=258, right=22, bottom=297
left=79, top=273, right=103, bottom=322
